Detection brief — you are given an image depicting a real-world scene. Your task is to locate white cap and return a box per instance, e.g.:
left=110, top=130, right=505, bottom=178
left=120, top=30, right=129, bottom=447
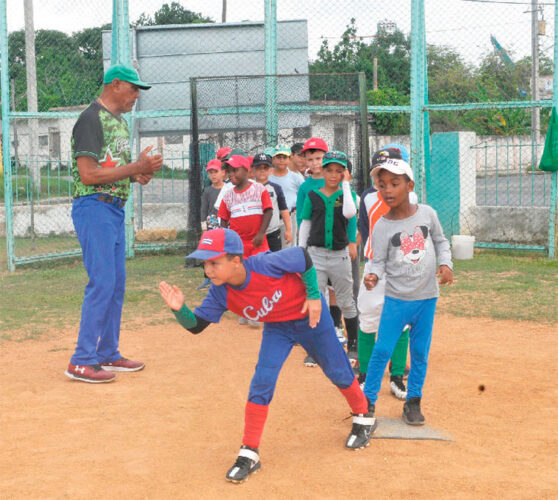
left=371, top=158, right=414, bottom=184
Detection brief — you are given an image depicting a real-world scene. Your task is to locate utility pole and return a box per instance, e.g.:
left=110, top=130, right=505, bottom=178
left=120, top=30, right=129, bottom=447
left=222, top=0, right=227, bottom=23
left=531, top=0, right=540, bottom=146
left=24, top=0, right=39, bottom=195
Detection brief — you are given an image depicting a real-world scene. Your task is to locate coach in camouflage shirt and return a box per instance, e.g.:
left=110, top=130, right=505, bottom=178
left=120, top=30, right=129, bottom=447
left=65, top=64, right=163, bottom=384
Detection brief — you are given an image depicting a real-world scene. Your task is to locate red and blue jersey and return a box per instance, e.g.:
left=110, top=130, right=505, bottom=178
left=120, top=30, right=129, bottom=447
left=194, top=247, right=309, bottom=323
left=217, top=182, right=272, bottom=242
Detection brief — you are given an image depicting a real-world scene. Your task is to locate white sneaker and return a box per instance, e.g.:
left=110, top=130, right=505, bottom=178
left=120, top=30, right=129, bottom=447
left=335, top=327, right=347, bottom=346
left=390, top=375, right=407, bottom=400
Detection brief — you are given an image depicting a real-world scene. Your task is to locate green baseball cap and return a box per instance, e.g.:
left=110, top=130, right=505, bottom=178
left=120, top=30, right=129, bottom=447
left=322, top=150, right=348, bottom=168
left=273, top=144, right=292, bottom=157
left=224, top=148, right=246, bottom=160
left=103, top=64, right=151, bottom=90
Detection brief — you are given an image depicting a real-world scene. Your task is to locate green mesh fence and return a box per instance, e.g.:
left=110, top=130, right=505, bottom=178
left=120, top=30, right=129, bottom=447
left=1, top=0, right=556, bottom=269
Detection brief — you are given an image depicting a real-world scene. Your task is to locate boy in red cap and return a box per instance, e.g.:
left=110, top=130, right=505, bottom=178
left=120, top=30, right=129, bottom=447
left=201, top=159, right=226, bottom=230
left=159, top=228, right=375, bottom=484
left=295, top=137, right=329, bottom=227
left=218, top=155, right=272, bottom=257
left=216, top=146, right=232, bottom=161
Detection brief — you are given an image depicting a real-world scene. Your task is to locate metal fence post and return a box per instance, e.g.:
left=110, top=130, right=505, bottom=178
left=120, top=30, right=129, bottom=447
left=187, top=78, right=202, bottom=257
left=264, top=0, right=278, bottom=147
left=112, top=0, right=134, bottom=257
left=421, top=0, right=431, bottom=202
left=410, top=0, right=426, bottom=202
left=1, top=0, right=15, bottom=271
left=549, top=1, right=558, bottom=258
left=358, top=72, right=370, bottom=194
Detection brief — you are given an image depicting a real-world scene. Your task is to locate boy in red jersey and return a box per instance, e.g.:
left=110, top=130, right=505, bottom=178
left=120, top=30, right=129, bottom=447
left=159, top=228, right=375, bottom=483
left=218, top=155, right=273, bottom=257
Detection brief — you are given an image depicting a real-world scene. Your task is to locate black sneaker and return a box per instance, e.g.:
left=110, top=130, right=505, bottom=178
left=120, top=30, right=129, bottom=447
left=345, top=403, right=377, bottom=450
left=390, top=375, right=407, bottom=401
left=402, top=397, right=425, bottom=426
left=304, top=355, right=317, bottom=367
left=225, top=445, right=261, bottom=483
left=357, top=371, right=366, bottom=389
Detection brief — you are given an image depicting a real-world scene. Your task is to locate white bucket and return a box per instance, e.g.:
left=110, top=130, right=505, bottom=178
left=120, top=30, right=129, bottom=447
left=451, top=235, right=475, bottom=260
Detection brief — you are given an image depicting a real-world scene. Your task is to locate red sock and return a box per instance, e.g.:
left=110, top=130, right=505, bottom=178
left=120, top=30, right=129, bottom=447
left=242, top=401, right=269, bottom=449
left=339, top=377, right=368, bottom=414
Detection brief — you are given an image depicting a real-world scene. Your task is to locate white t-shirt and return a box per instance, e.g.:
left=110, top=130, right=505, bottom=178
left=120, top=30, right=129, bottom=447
left=269, top=170, right=304, bottom=210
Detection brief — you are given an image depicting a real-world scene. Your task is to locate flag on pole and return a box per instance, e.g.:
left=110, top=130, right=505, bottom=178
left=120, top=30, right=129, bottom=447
left=539, top=107, right=558, bottom=172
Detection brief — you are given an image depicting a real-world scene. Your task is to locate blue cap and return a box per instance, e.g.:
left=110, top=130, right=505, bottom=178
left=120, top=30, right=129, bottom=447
left=186, top=228, right=244, bottom=260
left=382, top=143, right=410, bottom=163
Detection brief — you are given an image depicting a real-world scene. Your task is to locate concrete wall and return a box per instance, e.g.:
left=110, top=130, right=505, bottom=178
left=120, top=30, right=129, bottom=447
left=0, top=202, right=190, bottom=238
left=0, top=201, right=549, bottom=246
left=467, top=206, right=549, bottom=246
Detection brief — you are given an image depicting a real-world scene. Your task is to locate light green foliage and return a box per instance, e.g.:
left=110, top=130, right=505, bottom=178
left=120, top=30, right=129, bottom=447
left=134, top=2, right=214, bottom=26
left=311, top=19, right=551, bottom=136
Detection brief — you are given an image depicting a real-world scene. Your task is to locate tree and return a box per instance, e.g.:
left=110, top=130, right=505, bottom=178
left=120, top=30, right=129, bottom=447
left=367, top=87, right=409, bottom=135
left=4, top=0, right=215, bottom=112
left=134, top=2, right=213, bottom=26
left=310, top=19, right=411, bottom=100
left=8, top=29, right=103, bottom=111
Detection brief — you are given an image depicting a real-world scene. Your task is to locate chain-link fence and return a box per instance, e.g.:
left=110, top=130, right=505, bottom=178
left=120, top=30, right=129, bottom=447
left=1, top=0, right=557, bottom=269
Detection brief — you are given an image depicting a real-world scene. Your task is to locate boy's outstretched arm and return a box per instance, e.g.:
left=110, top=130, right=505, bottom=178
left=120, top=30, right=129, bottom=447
left=158, top=281, right=211, bottom=334
left=159, top=281, right=184, bottom=310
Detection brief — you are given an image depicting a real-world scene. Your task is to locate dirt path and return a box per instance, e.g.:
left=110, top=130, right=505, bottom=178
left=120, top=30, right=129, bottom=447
left=1, top=314, right=557, bottom=499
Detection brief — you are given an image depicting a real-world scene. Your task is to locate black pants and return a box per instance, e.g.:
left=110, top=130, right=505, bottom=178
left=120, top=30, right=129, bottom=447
left=266, top=229, right=282, bottom=252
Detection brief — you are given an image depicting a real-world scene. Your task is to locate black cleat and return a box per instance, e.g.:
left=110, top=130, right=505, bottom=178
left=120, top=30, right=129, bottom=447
left=225, top=445, right=261, bottom=483
left=304, top=355, right=317, bottom=367
left=345, top=404, right=377, bottom=450
left=403, top=397, right=425, bottom=426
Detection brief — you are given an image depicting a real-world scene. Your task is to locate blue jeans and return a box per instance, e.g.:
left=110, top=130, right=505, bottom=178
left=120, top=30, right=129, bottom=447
left=363, top=296, right=437, bottom=404
left=248, top=296, right=355, bottom=405
left=70, top=195, right=126, bottom=365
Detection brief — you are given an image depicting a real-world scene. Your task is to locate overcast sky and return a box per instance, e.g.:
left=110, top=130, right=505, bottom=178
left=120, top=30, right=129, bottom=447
left=5, top=0, right=554, bottom=65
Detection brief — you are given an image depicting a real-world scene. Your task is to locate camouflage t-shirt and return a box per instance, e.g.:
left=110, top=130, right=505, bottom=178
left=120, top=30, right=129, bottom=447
left=71, top=101, right=131, bottom=200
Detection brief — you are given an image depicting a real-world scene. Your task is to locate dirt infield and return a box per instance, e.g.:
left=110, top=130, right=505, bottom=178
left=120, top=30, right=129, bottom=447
left=1, top=314, right=557, bottom=499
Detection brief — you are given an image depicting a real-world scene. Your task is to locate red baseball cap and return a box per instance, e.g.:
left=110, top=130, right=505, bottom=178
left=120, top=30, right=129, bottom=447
left=206, top=159, right=222, bottom=171
left=301, top=137, right=328, bottom=153
left=216, top=147, right=232, bottom=160
left=224, top=155, right=250, bottom=169
left=186, top=228, right=244, bottom=261
left=247, top=155, right=254, bottom=166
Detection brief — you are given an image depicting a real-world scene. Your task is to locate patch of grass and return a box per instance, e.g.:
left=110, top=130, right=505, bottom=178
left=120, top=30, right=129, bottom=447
left=0, top=251, right=207, bottom=340
left=0, top=175, right=72, bottom=200
left=0, top=248, right=556, bottom=342
left=437, top=250, right=558, bottom=324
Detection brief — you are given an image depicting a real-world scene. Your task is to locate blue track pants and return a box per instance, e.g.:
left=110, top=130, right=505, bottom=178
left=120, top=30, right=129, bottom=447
left=70, top=195, right=126, bottom=365
left=247, top=296, right=355, bottom=405
left=363, top=296, right=437, bottom=404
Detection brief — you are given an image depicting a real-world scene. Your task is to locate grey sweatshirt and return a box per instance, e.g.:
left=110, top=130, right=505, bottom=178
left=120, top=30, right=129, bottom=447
left=364, top=204, right=453, bottom=301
